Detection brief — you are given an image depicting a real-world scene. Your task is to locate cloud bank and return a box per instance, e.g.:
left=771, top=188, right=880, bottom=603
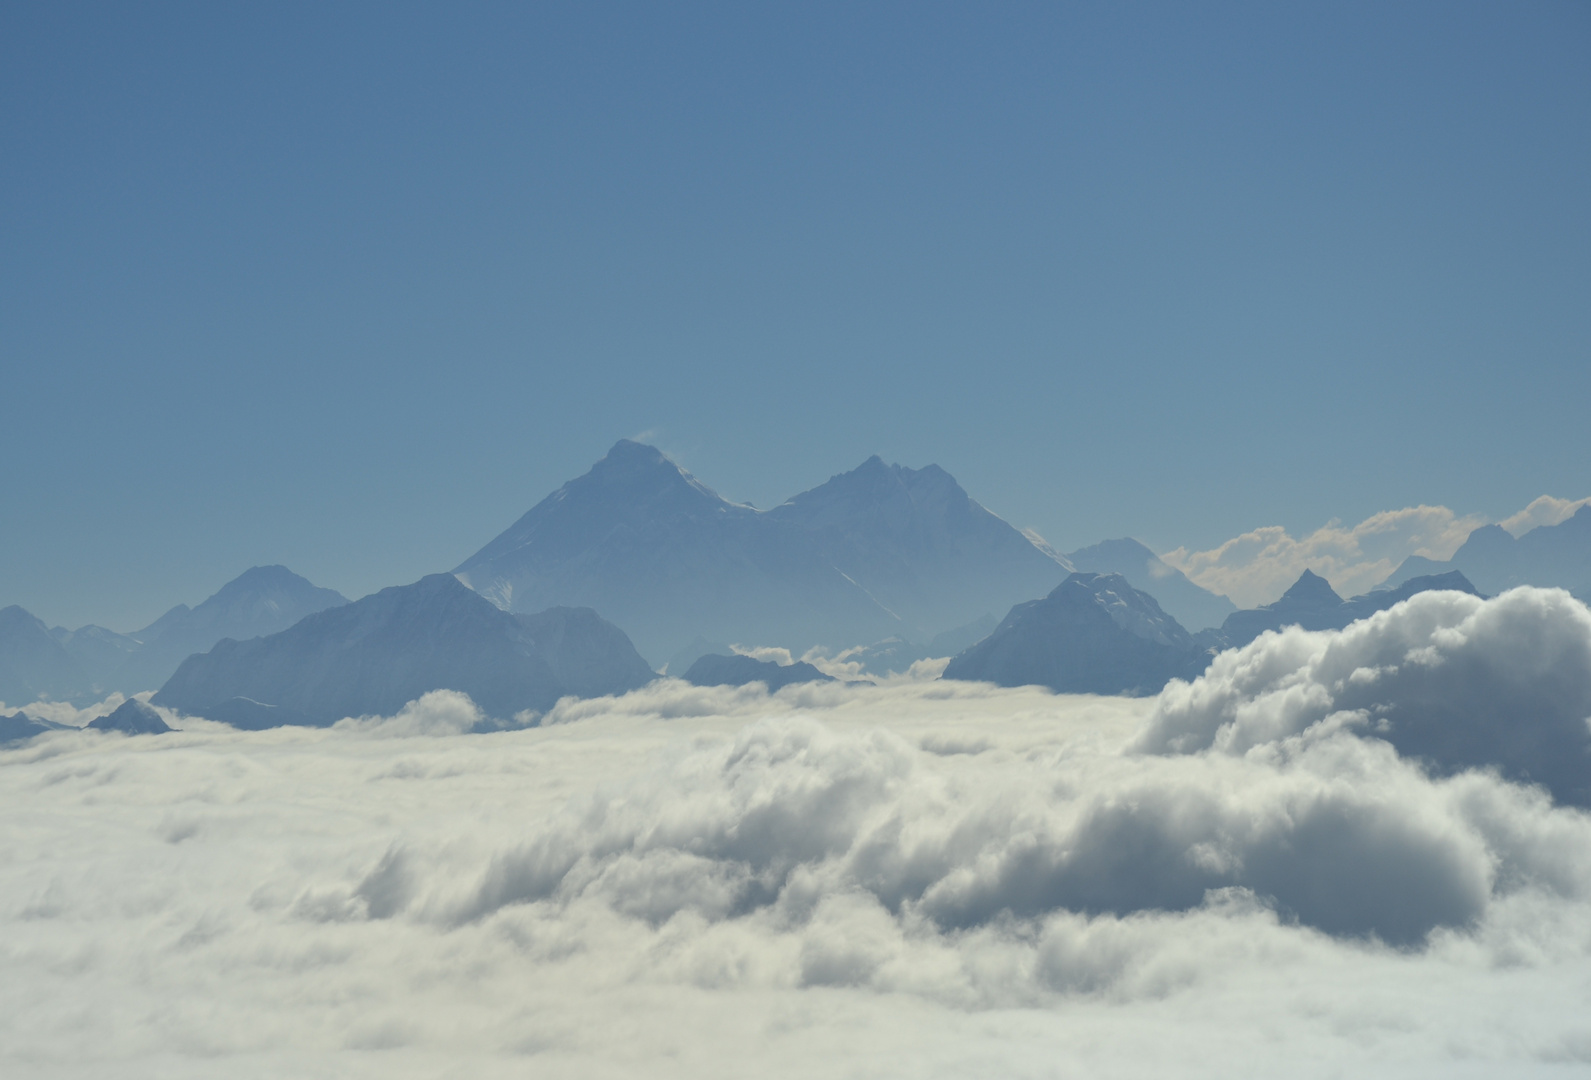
left=5, top=592, right=1591, bottom=1076
left=1500, top=495, right=1591, bottom=538
left=1161, top=504, right=1488, bottom=607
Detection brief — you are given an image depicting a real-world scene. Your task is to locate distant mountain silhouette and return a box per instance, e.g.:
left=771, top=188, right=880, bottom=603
left=1382, top=505, right=1591, bottom=601
left=154, top=574, right=654, bottom=726
left=0, top=605, right=89, bottom=706
left=2, top=567, right=349, bottom=706
left=682, top=653, right=834, bottom=692
left=113, top=566, right=349, bottom=693
left=49, top=624, right=141, bottom=689
left=1212, top=570, right=1483, bottom=649
left=0, top=709, right=68, bottom=745
left=1063, top=538, right=1236, bottom=630
left=942, top=573, right=1212, bottom=696
left=765, top=455, right=1073, bottom=644
left=454, top=441, right=1070, bottom=664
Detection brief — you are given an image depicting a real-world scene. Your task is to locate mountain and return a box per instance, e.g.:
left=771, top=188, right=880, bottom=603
left=113, top=566, right=349, bottom=693
left=942, top=573, right=1211, bottom=696
left=454, top=441, right=1069, bottom=665
left=86, top=699, right=172, bottom=735
left=154, top=574, right=654, bottom=726
left=50, top=624, right=142, bottom=688
left=1213, top=570, right=1483, bottom=649
left=836, top=614, right=1005, bottom=678
left=1382, top=505, right=1591, bottom=600
left=1063, top=538, right=1236, bottom=631
left=0, top=606, right=89, bottom=706
left=200, top=697, right=318, bottom=731
left=0, top=710, right=68, bottom=745
left=515, top=606, right=660, bottom=699
left=764, top=456, right=1072, bottom=643
left=682, top=653, right=835, bottom=692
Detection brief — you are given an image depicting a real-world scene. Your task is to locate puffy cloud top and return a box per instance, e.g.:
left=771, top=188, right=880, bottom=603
left=1138, top=587, right=1591, bottom=806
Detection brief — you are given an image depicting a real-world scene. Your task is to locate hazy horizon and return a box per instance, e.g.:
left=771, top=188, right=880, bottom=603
left=5, top=2, right=1588, bottom=629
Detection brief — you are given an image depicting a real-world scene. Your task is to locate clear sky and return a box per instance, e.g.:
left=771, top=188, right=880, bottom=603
left=4, top=1, right=1588, bottom=631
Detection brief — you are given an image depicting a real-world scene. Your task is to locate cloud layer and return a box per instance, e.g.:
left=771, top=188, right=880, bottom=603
left=5, top=597, right=1591, bottom=1076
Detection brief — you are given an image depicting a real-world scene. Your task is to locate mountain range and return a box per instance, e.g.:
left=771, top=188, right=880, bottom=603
left=942, top=568, right=1485, bottom=697
left=454, top=441, right=1236, bottom=665
left=0, top=566, right=348, bottom=706
left=155, top=574, right=655, bottom=726
left=1210, top=569, right=1484, bottom=650
left=1383, top=505, right=1591, bottom=601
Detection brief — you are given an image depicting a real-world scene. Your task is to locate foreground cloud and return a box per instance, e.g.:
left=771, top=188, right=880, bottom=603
left=1138, top=586, right=1591, bottom=806
left=4, top=597, right=1591, bottom=1075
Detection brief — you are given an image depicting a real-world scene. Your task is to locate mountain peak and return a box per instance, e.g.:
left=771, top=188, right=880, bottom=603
left=603, top=439, right=670, bottom=467
left=1279, top=569, right=1342, bottom=606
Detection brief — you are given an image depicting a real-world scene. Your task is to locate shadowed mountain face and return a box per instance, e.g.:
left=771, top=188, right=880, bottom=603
left=765, top=456, right=1072, bottom=643
left=0, top=710, right=67, bottom=745
left=1384, top=505, right=1591, bottom=600
left=682, top=653, right=834, bottom=692
left=154, top=574, right=654, bottom=726
left=1063, top=538, right=1236, bottom=631
left=455, top=441, right=1070, bottom=665
left=1213, top=570, right=1483, bottom=650
left=942, top=573, right=1211, bottom=696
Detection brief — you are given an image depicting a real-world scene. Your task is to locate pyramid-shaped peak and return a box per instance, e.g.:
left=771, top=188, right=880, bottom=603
left=1279, top=569, right=1342, bottom=605
left=582, top=441, right=729, bottom=505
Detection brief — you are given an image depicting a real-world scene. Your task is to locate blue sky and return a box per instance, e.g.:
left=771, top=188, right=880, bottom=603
left=4, top=1, right=1588, bottom=630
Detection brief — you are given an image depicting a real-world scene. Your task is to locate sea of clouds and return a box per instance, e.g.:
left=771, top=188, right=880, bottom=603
left=4, top=587, right=1591, bottom=1078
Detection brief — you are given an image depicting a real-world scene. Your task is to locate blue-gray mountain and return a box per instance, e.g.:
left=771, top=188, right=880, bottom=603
left=682, top=653, right=835, bottom=692
left=454, top=441, right=1077, bottom=665
left=1063, top=538, right=1236, bottom=631
left=154, top=574, right=655, bottom=726
left=0, top=605, right=89, bottom=707
left=112, top=565, right=348, bottom=694
left=86, top=698, right=172, bottom=735
left=1211, top=570, right=1483, bottom=650
left=942, top=573, right=1214, bottom=696
left=1383, top=505, right=1591, bottom=601
left=1, top=567, right=349, bottom=705
left=0, top=710, right=69, bottom=745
